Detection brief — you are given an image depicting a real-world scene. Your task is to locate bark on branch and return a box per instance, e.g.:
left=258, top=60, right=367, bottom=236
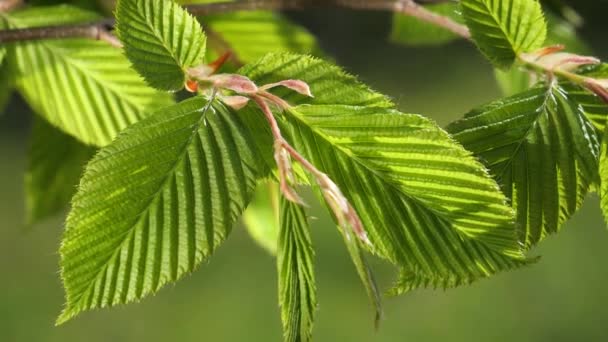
left=0, top=0, right=469, bottom=44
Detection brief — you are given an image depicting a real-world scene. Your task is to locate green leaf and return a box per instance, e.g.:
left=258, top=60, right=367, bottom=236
left=494, top=11, right=590, bottom=96
left=0, top=17, right=12, bottom=114
left=243, top=181, right=280, bottom=255
left=58, top=96, right=262, bottom=323
left=277, top=196, right=316, bottom=342
left=241, top=53, right=526, bottom=291
left=178, top=0, right=320, bottom=64
left=461, top=0, right=547, bottom=68
left=339, top=224, right=383, bottom=327
left=204, top=11, right=320, bottom=63
left=391, top=3, right=463, bottom=46
left=26, top=117, right=96, bottom=225
left=601, top=126, right=608, bottom=225
left=447, top=86, right=600, bottom=248
left=573, top=64, right=608, bottom=132
left=116, top=0, right=207, bottom=91
left=5, top=5, right=173, bottom=146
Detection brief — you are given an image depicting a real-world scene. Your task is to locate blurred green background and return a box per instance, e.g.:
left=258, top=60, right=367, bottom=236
left=2, top=2, right=608, bottom=341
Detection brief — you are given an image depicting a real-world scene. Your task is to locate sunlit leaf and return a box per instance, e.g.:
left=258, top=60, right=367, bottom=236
left=58, top=97, right=262, bottom=323
left=461, top=0, right=547, bottom=68
left=240, top=53, right=526, bottom=291
left=448, top=85, right=600, bottom=248
left=6, top=5, right=173, bottom=146
left=116, top=0, right=207, bottom=91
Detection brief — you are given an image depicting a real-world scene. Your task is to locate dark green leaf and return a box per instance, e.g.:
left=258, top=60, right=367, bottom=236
left=25, top=117, right=95, bottom=224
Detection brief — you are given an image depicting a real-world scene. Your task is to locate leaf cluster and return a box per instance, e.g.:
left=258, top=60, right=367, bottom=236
left=1, top=0, right=607, bottom=341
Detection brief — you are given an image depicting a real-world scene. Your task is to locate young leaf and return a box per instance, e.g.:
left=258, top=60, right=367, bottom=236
left=461, top=0, right=547, bottom=68
left=243, top=181, right=280, bottom=255
left=26, top=117, right=96, bottom=225
left=447, top=86, right=600, bottom=248
left=308, top=182, right=382, bottom=326
left=339, top=224, right=383, bottom=327
left=58, top=97, right=262, bottom=323
left=116, top=0, right=207, bottom=91
left=240, top=53, right=526, bottom=291
left=391, top=3, right=463, bottom=46
left=6, top=5, right=173, bottom=146
left=277, top=196, right=316, bottom=342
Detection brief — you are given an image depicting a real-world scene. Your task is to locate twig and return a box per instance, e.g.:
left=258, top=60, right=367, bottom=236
left=395, top=0, right=471, bottom=39
left=0, top=0, right=468, bottom=44
left=0, top=0, right=23, bottom=12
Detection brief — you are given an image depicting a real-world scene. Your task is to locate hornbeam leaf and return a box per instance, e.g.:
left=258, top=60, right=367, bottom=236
left=204, top=11, right=320, bottom=63
left=240, top=53, right=526, bottom=291
left=26, top=117, right=96, bottom=225
left=6, top=5, right=173, bottom=146
left=339, top=224, right=383, bottom=327
left=243, top=181, right=280, bottom=255
left=278, top=196, right=316, bottom=342
left=602, top=127, right=608, bottom=225
left=58, top=96, right=262, bottom=323
left=494, top=11, right=591, bottom=97
left=116, top=0, right=207, bottom=91
left=461, top=0, right=547, bottom=68
left=448, top=85, right=600, bottom=248
left=571, top=64, right=608, bottom=132
left=391, top=3, right=464, bottom=46
left=178, top=1, right=320, bottom=63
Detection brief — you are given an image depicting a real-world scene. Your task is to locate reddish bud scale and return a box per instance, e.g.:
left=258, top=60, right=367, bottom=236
left=185, top=80, right=198, bottom=93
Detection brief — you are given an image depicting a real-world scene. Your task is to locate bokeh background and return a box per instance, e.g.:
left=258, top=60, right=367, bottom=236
left=2, top=1, right=608, bottom=341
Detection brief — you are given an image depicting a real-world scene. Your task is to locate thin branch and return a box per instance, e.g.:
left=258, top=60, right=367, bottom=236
left=0, top=0, right=23, bottom=12
left=0, top=0, right=468, bottom=44
left=395, top=0, right=471, bottom=39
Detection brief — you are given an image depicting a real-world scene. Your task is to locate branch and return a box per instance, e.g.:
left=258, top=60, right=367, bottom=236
left=0, top=0, right=23, bottom=12
left=0, top=0, right=468, bottom=44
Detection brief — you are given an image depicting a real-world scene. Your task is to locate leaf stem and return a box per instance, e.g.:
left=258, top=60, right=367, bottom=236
left=0, top=0, right=467, bottom=43
left=251, top=93, right=370, bottom=244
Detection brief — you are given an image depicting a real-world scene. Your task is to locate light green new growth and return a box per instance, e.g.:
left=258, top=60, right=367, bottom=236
left=278, top=196, right=317, bottom=342
left=240, top=53, right=527, bottom=291
left=26, top=118, right=95, bottom=225
left=58, top=97, right=262, bottom=324
left=116, top=0, right=207, bottom=91
left=6, top=5, right=173, bottom=146
left=448, top=86, right=600, bottom=248
left=461, top=0, right=547, bottom=69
